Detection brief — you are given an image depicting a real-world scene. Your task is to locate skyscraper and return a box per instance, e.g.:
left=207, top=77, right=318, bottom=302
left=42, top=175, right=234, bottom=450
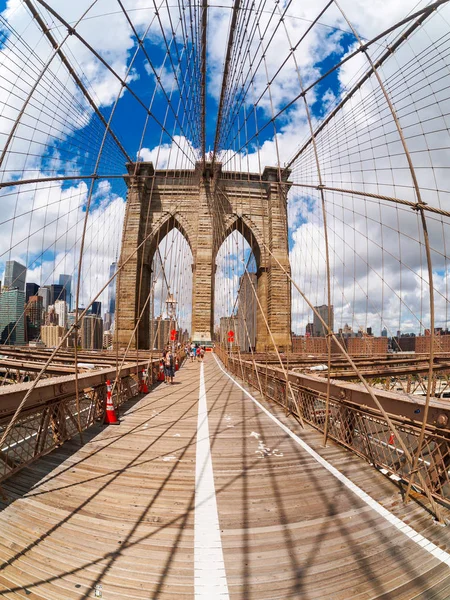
left=25, top=295, right=43, bottom=341
left=81, top=315, right=103, bottom=350
left=59, top=274, right=72, bottom=310
left=49, top=284, right=66, bottom=304
left=25, top=282, right=39, bottom=302
left=237, top=272, right=257, bottom=351
left=313, top=304, right=334, bottom=337
left=38, top=287, right=50, bottom=311
left=91, top=301, right=101, bottom=316
left=0, top=289, right=26, bottom=345
left=54, top=300, right=68, bottom=329
left=108, top=262, right=117, bottom=316
left=4, top=260, right=26, bottom=291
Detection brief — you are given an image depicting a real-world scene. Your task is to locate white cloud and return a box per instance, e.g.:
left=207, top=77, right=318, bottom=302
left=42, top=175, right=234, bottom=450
left=0, top=0, right=449, bottom=341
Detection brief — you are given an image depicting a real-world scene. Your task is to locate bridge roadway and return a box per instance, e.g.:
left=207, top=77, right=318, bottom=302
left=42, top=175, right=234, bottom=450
left=0, top=355, right=450, bottom=599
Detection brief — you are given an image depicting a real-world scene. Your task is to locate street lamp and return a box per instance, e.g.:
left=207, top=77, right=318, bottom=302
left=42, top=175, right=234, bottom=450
left=165, top=293, right=178, bottom=348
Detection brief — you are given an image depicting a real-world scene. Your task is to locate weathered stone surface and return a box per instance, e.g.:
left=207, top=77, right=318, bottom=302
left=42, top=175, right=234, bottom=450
left=116, top=162, right=292, bottom=350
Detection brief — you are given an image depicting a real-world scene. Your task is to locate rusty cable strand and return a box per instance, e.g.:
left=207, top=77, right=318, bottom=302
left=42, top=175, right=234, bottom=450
left=34, top=0, right=197, bottom=167
left=130, top=44, right=200, bottom=389
left=220, top=0, right=450, bottom=168
left=284, top=1, right=450, bottom=172
left=111, top=219, right=186, bottom=399
left=0, top=198, right=192, bottom=456
left=215, top=0, right=270, bottom=154
left=214, top=185, right=305, bottom=428
left=215, top=0, right=283, bottom=156
left=23, top=0, right=131, bottom=163
left=257, top=18, right=298, bottom=420
left=72, top=4, right=169, bottom=442
left=0, top=0, right=101, bottom=171
left=260, top=239, right=445, bottom=523
left=275, top=1, right=333, bottom=445
left=200, top=0, right=207, bottom=159
left=211, top=0, right=242, bottom=165
left=113, top=0, right=200, bottom=386
left=334, top=0, right=440, bottom=514
left=121, top=176, right=450, bottom=219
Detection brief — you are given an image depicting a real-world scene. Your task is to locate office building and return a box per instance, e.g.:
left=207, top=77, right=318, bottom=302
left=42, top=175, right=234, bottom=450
left=25, top=282, right=39, bottom=303
left=108, top=262, right=117, bottom=316
left=91, top=301, right=101, bottom=316
left=59, top=274, right=72, bottom=309
left=103, top=330, right=113, bottom=349
left=313, top=304, right=334, bottom=337
left=305, top=322, right=314, bottom=337
left=81, top=314, right=103, bottom=349
left=41, top=325, right=65, bottom=348
left=104, top=312, right=112, bottom=331
left=46, top=305, right=58, bottom=325
left=4, top=260, right=26, bottom=291
left=54, top=300, right=68, bottom=329
left=0, top=289, right=26, bottom=345
left=25, top=295, right=43, bottom=342
left=38, top=286, right=50, bottom=311
left=49, top=284, right=66, bottom=304
left=236, top=272, right=257, bottom=351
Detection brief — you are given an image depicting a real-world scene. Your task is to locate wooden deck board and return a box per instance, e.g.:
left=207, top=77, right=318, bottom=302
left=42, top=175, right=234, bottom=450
left=0, top=355, right=448, bottom=599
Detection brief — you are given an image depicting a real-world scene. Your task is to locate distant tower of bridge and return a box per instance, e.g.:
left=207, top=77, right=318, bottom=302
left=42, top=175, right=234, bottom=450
left=116, top=161, right=292, bottom=351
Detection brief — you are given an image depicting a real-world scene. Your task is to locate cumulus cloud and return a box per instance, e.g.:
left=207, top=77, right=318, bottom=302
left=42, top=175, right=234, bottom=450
left=0, top=0, right=449, bottom=341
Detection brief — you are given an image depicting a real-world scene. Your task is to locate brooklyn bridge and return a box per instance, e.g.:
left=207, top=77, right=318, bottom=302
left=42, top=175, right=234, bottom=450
left=0, top=0, right=450, bottom=598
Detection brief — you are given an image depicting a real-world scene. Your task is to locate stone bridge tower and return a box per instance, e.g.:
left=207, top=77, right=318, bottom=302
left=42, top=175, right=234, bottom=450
left=116, top=161, right=292, bottom=352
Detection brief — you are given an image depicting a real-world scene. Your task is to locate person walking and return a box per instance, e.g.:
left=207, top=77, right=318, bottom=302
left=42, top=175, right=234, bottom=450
left=164, top=347, right=175, bottom=384
left=190, top=342, right=196, bottom=362
left=196, top=345, right=201, bottom=361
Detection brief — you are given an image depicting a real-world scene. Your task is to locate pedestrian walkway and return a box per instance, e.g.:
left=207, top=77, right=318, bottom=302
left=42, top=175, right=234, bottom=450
left=0, top=355, right=449, bottom=599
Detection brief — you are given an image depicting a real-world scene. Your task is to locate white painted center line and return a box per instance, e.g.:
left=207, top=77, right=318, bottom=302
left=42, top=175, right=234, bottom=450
left=194, top=362, right=230, bottom=599
left=213, top=354, right=450, bottom=567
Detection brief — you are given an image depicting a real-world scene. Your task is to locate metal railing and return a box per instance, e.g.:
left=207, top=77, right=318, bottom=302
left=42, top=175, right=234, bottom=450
left=0, top=358, right=165, bottom=484
left=218, top=348, right=450, bottom=507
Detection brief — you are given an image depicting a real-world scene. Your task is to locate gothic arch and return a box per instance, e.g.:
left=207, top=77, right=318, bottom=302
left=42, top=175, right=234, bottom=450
left=214, top=214, right=264, bottom=269
left=144, top=212, right=194, bottom=266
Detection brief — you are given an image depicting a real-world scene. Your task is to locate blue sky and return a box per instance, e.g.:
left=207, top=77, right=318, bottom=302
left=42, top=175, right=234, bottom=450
left=1, top=0, right=449, bottom=335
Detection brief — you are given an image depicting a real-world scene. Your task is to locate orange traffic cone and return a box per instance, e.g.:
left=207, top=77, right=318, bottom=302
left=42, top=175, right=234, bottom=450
left=104, top=380, right=119, bottom=425
left=141, top=369, right=149, bottom=393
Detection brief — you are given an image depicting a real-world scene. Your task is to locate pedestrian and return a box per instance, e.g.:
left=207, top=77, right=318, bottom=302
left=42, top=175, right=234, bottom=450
left=164, top=347, right=175, bottom=384
left=190, top=342, right=196, bottom=362
left=196, top=346, right=201, bottom=361
left=200, top=346, right=205, bottom=361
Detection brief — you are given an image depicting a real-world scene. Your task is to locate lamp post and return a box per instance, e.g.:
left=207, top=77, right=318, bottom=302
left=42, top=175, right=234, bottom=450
left=165, top=293, right=178, bottom=350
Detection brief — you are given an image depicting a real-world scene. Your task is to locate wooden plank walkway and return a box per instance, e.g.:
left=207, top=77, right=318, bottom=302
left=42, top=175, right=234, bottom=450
left=0, top=354, right=449, bottom=599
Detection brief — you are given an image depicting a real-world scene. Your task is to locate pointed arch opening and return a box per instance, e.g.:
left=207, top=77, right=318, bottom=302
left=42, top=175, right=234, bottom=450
left=214, top=228, right=258, bottom=352
left=149, top=227, right=193, bottom=350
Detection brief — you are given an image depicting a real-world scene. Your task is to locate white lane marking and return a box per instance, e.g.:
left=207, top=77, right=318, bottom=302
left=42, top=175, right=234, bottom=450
left=194, top=361, right=230, bottom=598
left=213, top=354, right=450, bottom=567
